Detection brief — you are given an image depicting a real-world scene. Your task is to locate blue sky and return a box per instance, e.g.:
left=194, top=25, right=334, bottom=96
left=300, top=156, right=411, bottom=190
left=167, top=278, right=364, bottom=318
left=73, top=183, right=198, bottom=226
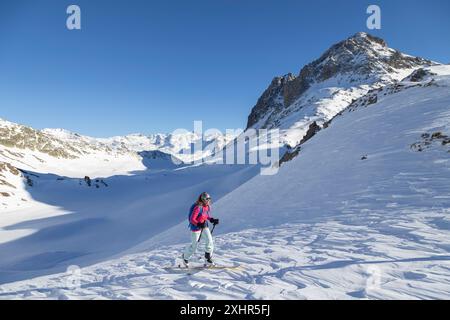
left=0, top=0, right=449, bottom=137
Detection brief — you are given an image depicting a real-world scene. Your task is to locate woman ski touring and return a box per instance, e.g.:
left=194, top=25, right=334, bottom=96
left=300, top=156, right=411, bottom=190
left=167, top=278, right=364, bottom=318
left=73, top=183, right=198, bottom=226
left=182, top=192, right=219, bottom=267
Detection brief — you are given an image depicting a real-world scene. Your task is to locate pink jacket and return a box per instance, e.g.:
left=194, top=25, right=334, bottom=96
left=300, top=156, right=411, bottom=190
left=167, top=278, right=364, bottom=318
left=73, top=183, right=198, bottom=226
left=190, top=204, right=212, bottom=231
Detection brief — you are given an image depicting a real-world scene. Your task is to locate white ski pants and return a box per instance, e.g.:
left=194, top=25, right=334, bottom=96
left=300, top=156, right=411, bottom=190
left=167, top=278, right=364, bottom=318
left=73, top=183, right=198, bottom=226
left=183, top=227, right=214, bottom=260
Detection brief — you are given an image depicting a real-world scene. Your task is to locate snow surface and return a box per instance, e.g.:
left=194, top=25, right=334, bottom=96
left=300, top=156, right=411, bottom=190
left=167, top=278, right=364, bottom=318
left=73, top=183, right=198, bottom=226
left=0, top=163, right=259, bottom=284
left=1, top=65, right=449, bottom=300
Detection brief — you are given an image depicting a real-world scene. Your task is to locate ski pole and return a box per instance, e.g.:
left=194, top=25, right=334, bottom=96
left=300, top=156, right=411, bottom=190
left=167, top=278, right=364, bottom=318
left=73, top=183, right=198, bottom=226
left=197, top=228, right=204, bottom=243
left=197, top=223, right=216, bottom=243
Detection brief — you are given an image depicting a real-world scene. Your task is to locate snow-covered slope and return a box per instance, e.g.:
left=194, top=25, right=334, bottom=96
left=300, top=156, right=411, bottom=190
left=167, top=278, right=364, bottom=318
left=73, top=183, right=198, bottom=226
left=0, top=119, right=145, bottom=178
left=246, top=32, right=434, bottom=148
left=2, top=65, right=449, bottom=299
left=0, top=118, right=239, bottom=211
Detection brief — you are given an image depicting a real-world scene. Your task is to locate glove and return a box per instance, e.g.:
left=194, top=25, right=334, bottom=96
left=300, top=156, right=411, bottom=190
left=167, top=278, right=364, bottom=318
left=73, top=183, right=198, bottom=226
left=210, top=218, right=219, bottom=225
left=197, top=221, right=206, bottom=229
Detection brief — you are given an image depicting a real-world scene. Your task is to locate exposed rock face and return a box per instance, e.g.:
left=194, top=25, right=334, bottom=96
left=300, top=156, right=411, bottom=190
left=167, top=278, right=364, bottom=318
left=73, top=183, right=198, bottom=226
left=411, top=132, right=450, bottom=153
left=84, top=176, right=92, bottom=187
left=0, top=121, right=79, bottom=159
left=246, top=32, right=432, bottom=131
left=0, top=119, right=134, bottom=160
left=299, top=122, right=321, bottom=145
left=139, top=150, right=177, bottom=161
left=0, top=162, right=21, bottom=189
left=278, top=122, right=321, bottom=167
left=406, top=68, right=437, bottom=82
left=0, top=162, right=20, bottom=176
left=246, top=74, right=295, bottom=129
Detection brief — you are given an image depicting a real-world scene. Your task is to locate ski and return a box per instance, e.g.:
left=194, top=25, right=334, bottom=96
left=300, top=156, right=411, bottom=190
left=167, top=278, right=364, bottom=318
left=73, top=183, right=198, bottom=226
left=193, top=264, right=242, bottom=271
left=164, top=264, right=242, bottom=272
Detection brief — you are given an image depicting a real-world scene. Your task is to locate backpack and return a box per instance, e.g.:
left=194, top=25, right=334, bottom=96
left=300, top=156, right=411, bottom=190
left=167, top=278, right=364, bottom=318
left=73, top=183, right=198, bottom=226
left=188, top=203, right=203, bottom=229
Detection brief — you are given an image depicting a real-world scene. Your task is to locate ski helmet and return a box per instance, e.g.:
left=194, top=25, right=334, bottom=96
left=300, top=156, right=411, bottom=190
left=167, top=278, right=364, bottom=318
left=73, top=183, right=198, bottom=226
left=199, top=192, right=211, bottom=203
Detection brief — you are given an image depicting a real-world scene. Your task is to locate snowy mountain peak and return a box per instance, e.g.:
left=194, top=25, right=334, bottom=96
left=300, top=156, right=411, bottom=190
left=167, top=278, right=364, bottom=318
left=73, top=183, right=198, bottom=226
left=317, top=32, right=430, bottom=74
left=0, top=117, right=22, bottom=129
left=41, top=128, right=81, bottom=139
left=246, top=32, right=434, bottom=147
left=345, top=31, right=387, bottom=46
